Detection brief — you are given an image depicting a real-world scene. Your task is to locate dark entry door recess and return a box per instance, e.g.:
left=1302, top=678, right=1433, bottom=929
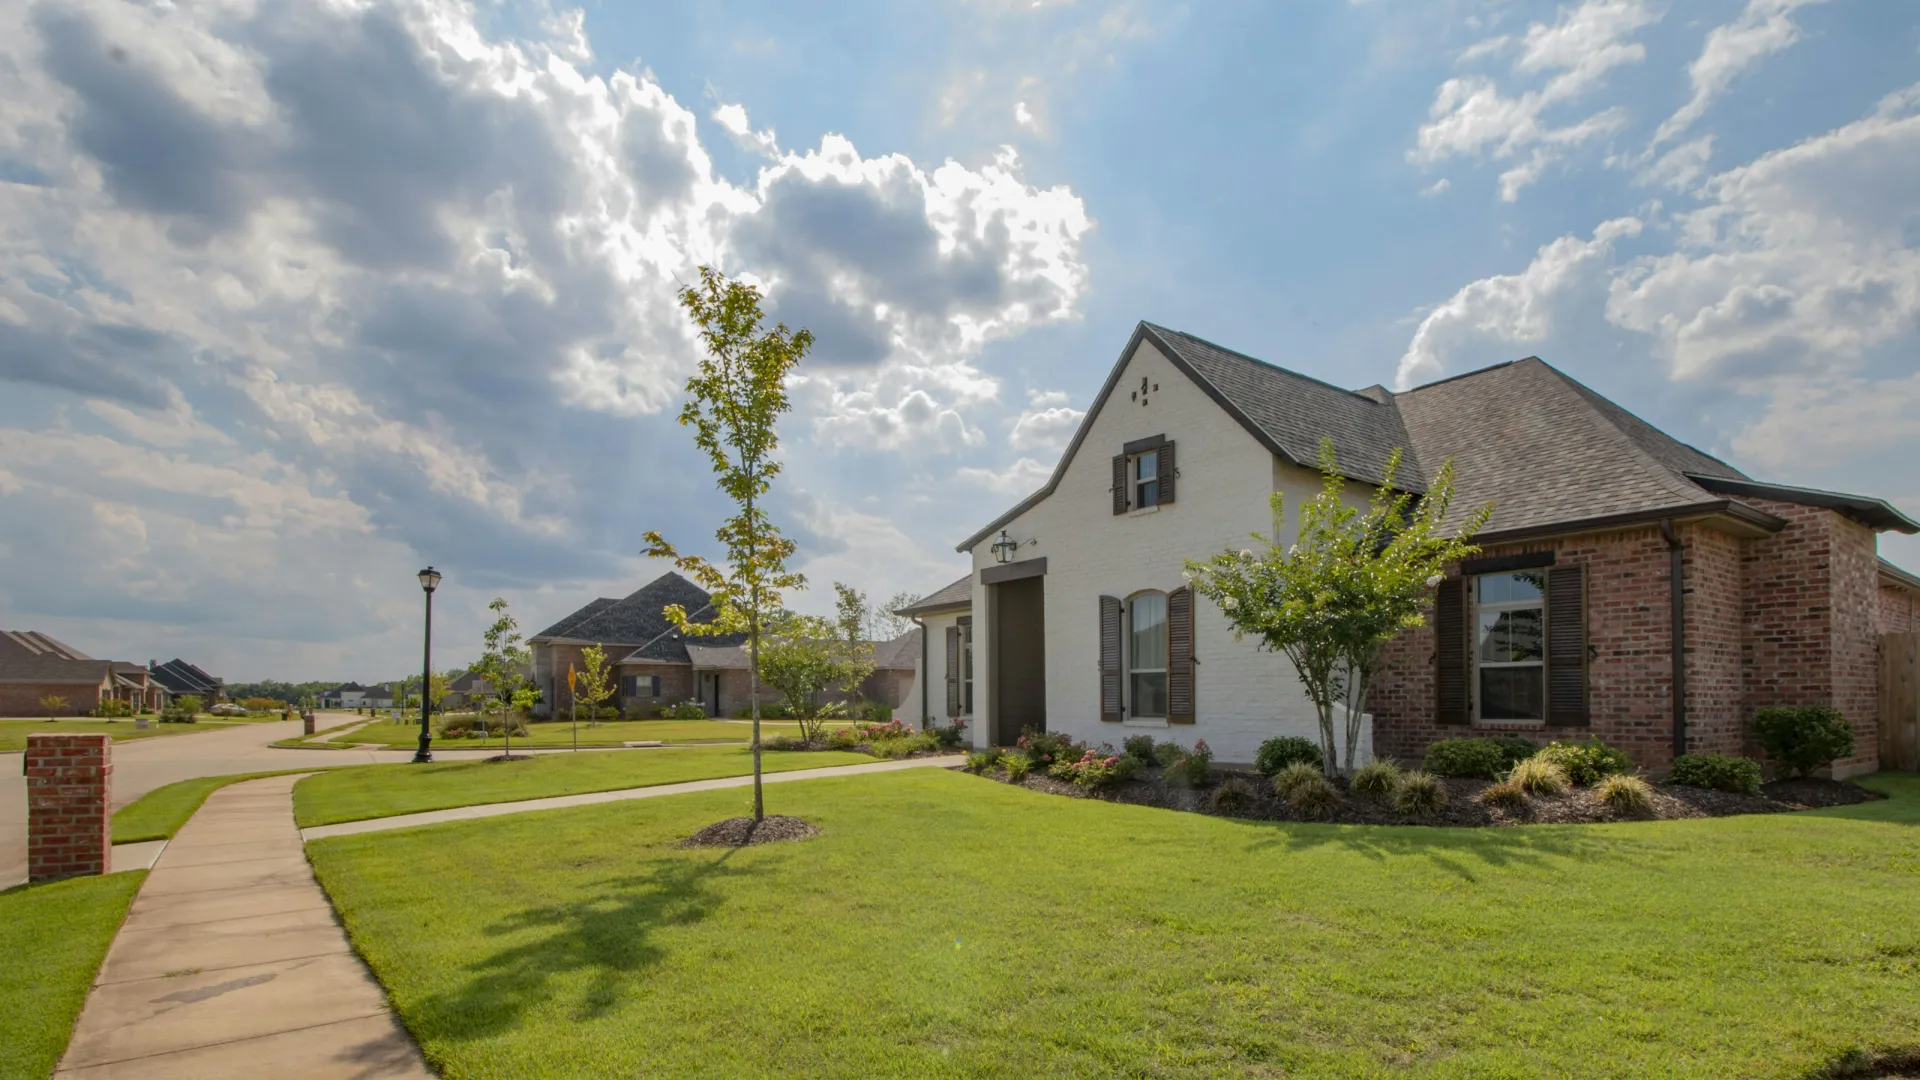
left=993, top=576, right=1046, bottom=744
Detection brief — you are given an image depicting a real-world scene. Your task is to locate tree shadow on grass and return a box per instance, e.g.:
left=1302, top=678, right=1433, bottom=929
left=1234, top=818, right=1649, bottom=883
left=407, top=847, right=775, bottom=1042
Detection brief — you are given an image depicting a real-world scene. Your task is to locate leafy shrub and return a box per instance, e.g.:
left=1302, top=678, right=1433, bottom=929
left=1477, top=780, right=1527, bottom=810
left=1422, top=738, right=1508, bottom=779
left=868, top=732, right=939, bottom=759
left=1122, top=734, right=1158, bottom=763
left=660, top=700, right=709, bottom=721
left=1508, top=756, right=1571, bottom=796
left=1016, top=727, right=1085, bottom=770
left=854, top=700, right=894, bottom=724
left=1209, top=775, right=1257, bottom=814
left=1752, top=705, right=1854, bottom=778
left=1533, top=739, right=1632, bottom=786
left=94, top=699, right=133, bottom=718
left=1161, top=740, right=1215, bottom=789
left=1154, top=740, right=1186, bottom=767
left=1349, top=760, right=1403, bottom=796
left=1050, top=749, right=1127, bottom=788
left=855, top=719, right=910, bottom=743
left=1271, top=761, right=1325, bottom=800
left=1394, top=770, right=1449, bottom=816
left=242, top=696, right=282, bottom=712
left=1668, top=753, right=1762, bottom=795
left=964, top=748, right=1002, bottom=774
left=824, top=728, right=859, bottom=751
left=1595, top=774, right=1655, bottom=814
left=931, top=718, right=969, bottom=749
left=764, top=735, right=807, bottom=751
left=1287, top=773, right=1343, bottom=819
left=1254, top=736, right=1324, bottom=777
left=1488, top=735, right=1542, bottom=770
left=436, top=715, right=476, bottom=738
left=999, top=754, right=1033, bottom=781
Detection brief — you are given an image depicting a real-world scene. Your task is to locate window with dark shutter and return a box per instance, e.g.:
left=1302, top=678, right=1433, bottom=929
left=650, top=675, right=661, bottom=697
left=1111, top=455, right=1128, bottom=515
left=1435, top=577, right=1469, bottom=725
left=1159, top=440, right=1176, bottom=505
left=945, top=625, right=961, bottom=716
left=1546, top=565, right=1589, bottom=725
left=1099, top=595, right=1122, bottom=722
left=1167, top=586, right=1194, bottom=723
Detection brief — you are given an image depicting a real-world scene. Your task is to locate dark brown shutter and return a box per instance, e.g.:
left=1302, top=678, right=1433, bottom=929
left=1435, top=576, right=1469, bottom=725
left=1546, top=564, right=1589, bottom=725
left=1167, top=586, right=1194, bottom=723
left=1099, top=595, right=1122, bottom=722
left=945, top=625, right=961, bottom=716
left=1159, top=440, right=1176, bottom=505
left=1112, top=454, right=1129, bottom=515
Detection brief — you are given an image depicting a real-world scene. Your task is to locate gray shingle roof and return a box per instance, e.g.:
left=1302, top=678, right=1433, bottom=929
left=685, top=628, right=920, bottom=671
left=0, top=631, right=92, bottom=661
left=0, top=654, right=113, bottom=684
left=149, top=659, right=220, bottom=695
left=894, top=575, right=971, bottom=616
left=533, top=572, right=745, bottom=663
left=1145, top=324, right=1423, bottom=490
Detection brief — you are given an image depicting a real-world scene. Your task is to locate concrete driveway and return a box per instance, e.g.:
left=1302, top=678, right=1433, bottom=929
left=1, top=713, right=516, bottom=889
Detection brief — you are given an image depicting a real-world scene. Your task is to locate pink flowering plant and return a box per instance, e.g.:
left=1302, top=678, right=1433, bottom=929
left=1049, top=748, right=1127, bottom=789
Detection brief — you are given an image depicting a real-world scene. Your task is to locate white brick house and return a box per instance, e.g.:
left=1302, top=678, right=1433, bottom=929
left=918, top=323, right=1380, bottom=764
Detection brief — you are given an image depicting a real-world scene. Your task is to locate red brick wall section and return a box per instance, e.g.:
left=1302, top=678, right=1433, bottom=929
left=1827, top=513, right=1882, bottom=773
left=26, top=733, right=112, bottom=883
left=0, top=682, right=105, bottom=718
left=1881, top=583, right=1920, bottom=634
left=1684, top=525, right=1747, bottom=759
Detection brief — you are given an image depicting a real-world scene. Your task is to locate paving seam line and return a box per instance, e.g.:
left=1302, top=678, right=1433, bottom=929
left=55, top=1009, right=398, bottom=1074
left=92, top=945, right=353, bottom=988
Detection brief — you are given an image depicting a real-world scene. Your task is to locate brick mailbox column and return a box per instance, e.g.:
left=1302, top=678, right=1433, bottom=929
left=25, top=733, right=113, bottom=883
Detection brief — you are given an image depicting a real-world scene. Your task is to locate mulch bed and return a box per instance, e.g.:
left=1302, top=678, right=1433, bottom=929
left=682, top=815, right=820, bottom=848
left=985, top=767, right=1881, bottom=828
left=482, top=753, right=535, bottom=763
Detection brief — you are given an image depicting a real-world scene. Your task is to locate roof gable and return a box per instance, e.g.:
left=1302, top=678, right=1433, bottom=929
left=531, top=572, right=745, bottom=662
left=895, top=575, right=971, bottom=616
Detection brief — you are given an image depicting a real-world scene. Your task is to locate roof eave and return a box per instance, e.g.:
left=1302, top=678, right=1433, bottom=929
left=895, top=598, right=973, bottom=618
left=1881, top=558, right=1920, bottom=594
left=1469, top=500, right=1789, bottom=547
left=1685, top=474, right=1920, bottom=534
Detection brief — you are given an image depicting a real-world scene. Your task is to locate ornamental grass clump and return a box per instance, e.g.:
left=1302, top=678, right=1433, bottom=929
left=1477, top=779, right=1527, bottom=810
left=1596, top=773, right=1655, bottom=814
left=1271, top=761, right=1325, bottom=800
left=1348, top=760, right=1402, bottom=796
left=1254, top=736, right=1324, bottom=777
left=1287, top=773, right=1343, bottom=819
left=1394, top=770, right=1448, bottom=816
left=1508, top=756, right=1572, bottom=797
left=1533, top=739, right=1632, bottom=786
left=999, top=754, right=1033, bottom=781
left=1210, top=775, right=1257, bottom=814
left=963, top=749, right=1002, bottom=774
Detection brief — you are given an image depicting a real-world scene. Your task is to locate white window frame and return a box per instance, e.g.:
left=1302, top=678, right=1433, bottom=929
left=1130, top=449, right=1162, bottom=510
left=1473, top=571, right=1546, bottom=722
left=1125, top=590, right=1169, bottom=720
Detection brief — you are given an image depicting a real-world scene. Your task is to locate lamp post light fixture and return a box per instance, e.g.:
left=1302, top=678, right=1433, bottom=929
left=413, top=566, right=441, bottom=764
left=990, top=529, right=1019, bottom=564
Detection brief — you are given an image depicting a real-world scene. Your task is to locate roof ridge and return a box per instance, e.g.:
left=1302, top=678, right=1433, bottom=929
left=1143, top=323, right=1389, bottom=406
left=1400, top=357, right=1525, bottom=393
left=1526, top=360, right=1716, bottom=507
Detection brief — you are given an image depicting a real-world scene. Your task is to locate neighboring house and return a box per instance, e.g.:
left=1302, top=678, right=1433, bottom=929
left=148, top=658, right=224, bottom=703
left=319, top=682, right=371, bottom=709
left=682, top=629, right=920, bottom=720
left=442, top=670, right=483, bottom=710
left=0, top=631, right=166, bottom=716
left=938, top=321, right=1920, bottom=776
left=530, top=572, right=918, bottom=719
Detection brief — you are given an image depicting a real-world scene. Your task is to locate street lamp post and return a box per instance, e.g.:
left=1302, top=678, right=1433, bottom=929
left=414, top=566, right=442, bottom=764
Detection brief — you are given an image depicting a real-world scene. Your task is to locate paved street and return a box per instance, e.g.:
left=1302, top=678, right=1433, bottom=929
left=2, top=714, right=503, bottom=889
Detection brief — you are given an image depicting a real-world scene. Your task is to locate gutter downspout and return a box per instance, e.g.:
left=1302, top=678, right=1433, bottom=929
left=1659, top=519, right=1687, bottom=762
left=912, top=616, right=929, bottom=731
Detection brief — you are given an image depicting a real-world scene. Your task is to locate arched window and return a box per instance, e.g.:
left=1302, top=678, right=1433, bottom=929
left=1128, top=591, right=1168, bottom=718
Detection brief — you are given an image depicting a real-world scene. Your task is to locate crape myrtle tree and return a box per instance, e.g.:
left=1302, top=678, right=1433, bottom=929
left=644, top=266, right=812, bottom=824
left=760, top=614, right=876, bottom=744
left=1185, top=438, right=1491, bottom=777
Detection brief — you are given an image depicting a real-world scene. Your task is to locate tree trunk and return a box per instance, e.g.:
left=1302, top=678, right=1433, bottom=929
left=749, top=591, right=764, bottom=822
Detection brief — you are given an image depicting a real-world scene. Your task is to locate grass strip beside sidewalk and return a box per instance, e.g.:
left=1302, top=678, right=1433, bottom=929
left=113, top=770, right=338, bottom=844
left=0, top=872, right=145, bottom=1080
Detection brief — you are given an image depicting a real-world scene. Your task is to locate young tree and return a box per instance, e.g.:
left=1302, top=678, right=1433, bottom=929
left=1186, top=439, right=1491, bottom=776
left=574, top=644, right=617, bottom=727
left=472, top=597, right=531, bottom=758
left=39, top=694, right=66, bottom=720
left=643, top=266, right=811, bottom=823
left=759, top=615, right=876, bottom=743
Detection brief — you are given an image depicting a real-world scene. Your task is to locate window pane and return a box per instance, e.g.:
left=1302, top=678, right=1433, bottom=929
left=1131, top=672, right=1168, bottom=718
left=1479, top=666, right=1544, bottom=720
left=1130, top=593, right=1167, bottom=669
left=1476, top=608, right=1544, bottom=663
left=1136, top=450, right=1157, bottom=481
left=1477, top=571, right=1544, bottom=604
left=1137, top=479, right=1159, bottom=508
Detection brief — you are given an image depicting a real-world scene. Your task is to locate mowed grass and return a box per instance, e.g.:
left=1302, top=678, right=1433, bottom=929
left=307, top=771, right=1920, bottom=1080
left=293, top=747, right=872, bottom=828
left=0, top=872, right=145, bottom=1080
left=0, top=718, right=221, bottom=753
left=330, top=718, right=807, bottom=750
left=113, top=769, right=335, bottom=843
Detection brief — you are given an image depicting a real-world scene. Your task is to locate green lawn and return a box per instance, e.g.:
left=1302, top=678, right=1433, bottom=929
left=317, top=718, right=807, bottom=751
left=0, top=718, right=224, bottom=753
left=293, top=746, right=872, bottom=828
left=113, top=769, right=335, bottom=843
left=0, top=872, right=145, bottom=1080
left=307, top=771, right=1920, bottom=1080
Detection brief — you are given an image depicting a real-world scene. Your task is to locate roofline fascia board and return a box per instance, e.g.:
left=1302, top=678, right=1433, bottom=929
left=1467, top=501, right=1788, bottom=547
left=1685, top=474, right=1920, bottom=534
left=1881, top=559, right=1920, bottom=593
left=894, top=599, right=973, bottom=617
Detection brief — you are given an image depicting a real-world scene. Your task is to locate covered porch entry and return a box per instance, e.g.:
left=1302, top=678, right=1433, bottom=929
left=985, top=558, right=1047, bottom=745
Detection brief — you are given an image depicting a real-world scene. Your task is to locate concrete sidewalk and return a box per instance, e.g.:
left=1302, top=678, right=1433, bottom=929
left=55, top=774, right=432, bottom=1080
left=303, top=754, right=967, bottom=841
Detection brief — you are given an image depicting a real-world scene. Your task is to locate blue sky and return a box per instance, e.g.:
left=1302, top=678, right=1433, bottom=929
left=0, top=0, right=1915, bottom=680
